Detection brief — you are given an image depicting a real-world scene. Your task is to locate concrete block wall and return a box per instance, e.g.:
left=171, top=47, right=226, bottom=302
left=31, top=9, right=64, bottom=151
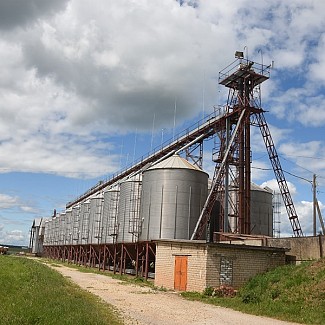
left=266, top=236, right=325, bottom=261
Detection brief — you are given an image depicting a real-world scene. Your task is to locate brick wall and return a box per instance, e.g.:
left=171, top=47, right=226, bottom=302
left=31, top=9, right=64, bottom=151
left=207, top=244, right=286, bottom=289
left=155, top=241, right=207, bottom=291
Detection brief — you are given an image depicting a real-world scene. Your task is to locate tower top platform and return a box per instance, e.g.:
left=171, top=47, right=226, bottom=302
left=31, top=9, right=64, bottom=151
left=219, top=59, right=270, bottom=89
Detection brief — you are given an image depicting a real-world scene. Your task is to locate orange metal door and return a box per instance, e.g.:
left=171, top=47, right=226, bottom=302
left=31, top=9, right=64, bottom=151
left=174, top=256, right=188, bottom=291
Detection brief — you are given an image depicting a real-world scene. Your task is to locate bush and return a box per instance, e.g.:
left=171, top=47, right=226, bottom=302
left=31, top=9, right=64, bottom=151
left=203, top=285, right=237, bottom=298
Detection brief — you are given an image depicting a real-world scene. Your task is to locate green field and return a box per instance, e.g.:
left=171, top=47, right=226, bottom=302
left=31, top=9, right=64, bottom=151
left=182, top=258, right=325, bottom=324
left=0, top=256, right=122, bottom=325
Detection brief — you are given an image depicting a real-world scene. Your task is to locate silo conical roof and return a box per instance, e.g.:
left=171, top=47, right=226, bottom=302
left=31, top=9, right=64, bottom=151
left=148, top=154, right=203, bottom=171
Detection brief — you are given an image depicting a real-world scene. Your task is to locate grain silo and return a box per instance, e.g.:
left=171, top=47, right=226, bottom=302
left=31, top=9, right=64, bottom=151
left=117, top=174, right=142, bottom=243
left=79, top=200, right=90, bottom=245
left=72, top=205, right=80, bottom=244
left=53, top=215, right=59, bottom=245
left=228, top=182, right=273, bottom=236
left=101, top=186, right=120, bottom=244
left=58, top=213, right=66, bottom=245
left=139, top=154, right=208, bottom=241
left=64, top=209, right=73, bottom=245
left=250, top=184, right=273, bottom=236
left=48, top=218, right=54, bottom=246
left=43, top=219, right=49, bottom=246
left=89, top=194, right=104, bottom=244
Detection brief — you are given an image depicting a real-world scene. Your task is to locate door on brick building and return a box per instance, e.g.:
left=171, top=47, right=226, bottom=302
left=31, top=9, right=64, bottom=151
left=174, top=256, right=187, bottom=291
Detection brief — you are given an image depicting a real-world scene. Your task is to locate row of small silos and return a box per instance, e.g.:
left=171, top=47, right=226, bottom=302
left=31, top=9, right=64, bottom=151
left=43, top=154, right=273, bottom=246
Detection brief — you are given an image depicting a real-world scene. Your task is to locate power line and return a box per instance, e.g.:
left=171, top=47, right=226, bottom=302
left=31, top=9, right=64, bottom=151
left=285, top=154, right=324, bottom=160
left=252, top=166, right=312, bottom=184
left=280, top=155, right=315, bottom=175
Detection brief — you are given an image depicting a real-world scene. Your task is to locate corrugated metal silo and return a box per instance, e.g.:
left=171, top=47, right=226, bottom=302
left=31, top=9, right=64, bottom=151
left=117, top=174, right=142, bottom=243
left=80, top=200, right=90, bottom=244
left=57, top=212, right=66, bottom=245
left=65, top=209, right=73, bottom=245
left=72, top=205, right=80, bottom=244
left=47, top=219, right=53, bottom=245
left=44, top=220, right=49, bottom=246
left=250, top=183, right=273, bottom=236
left=139, top=154, right=208, bottom=241
left=53, top=215, right=59, bottom=245
left=89, top=194, right=103, bottom=244
left=101, top=186, right=120, bottom=244
left=228, top=182, right=273, bottom=236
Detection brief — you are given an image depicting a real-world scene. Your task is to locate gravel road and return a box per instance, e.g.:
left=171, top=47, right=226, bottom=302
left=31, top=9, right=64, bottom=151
left=50, top=265, right=299, bottom=325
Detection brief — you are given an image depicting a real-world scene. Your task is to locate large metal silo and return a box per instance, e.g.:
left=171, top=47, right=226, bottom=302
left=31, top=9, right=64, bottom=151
left=65, top=209, right=73, bottom=245
left=117, top=174, right=142, bottom=243
left=44, top=220, right=49, bottom=246
left=72, top=205, right=80, bottom=244
left=228, top=182, right=273, bottom=236
left=80, top=200, right=90, bottom=245
left=53, top=215, right=60, bottom=245
left=58, top=213, right=66, bottom=245
left=101, top=187, right=120, bottom=244
left=89, top=194, right=104, bottom=244
left=139, top=154, right=208, bottom=241
left=250, top=183, right=273, bottom=236
left=47, top=218, right=54, bottom=246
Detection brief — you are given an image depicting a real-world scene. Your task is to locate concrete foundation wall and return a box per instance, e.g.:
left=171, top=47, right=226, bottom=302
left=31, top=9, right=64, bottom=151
left=266, top=236, right=325, bottom=261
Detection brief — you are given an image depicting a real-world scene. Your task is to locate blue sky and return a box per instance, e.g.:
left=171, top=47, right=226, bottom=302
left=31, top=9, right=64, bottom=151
left=0, top=0, right=324, bottom=245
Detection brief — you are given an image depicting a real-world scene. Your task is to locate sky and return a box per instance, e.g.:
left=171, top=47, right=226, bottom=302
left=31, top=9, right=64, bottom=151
left=0, top=0, right=324, bottom=246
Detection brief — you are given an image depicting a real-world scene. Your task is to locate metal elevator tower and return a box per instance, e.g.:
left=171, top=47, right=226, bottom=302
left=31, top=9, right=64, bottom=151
left=191, top=52, right=303, bottom=239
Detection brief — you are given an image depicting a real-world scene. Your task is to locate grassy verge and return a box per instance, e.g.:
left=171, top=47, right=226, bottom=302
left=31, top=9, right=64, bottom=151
left=43, top=258, right=158, bottom=289
left=182, top=259, right=325, bottom=324
left=0, top=255, right=122, bottom=325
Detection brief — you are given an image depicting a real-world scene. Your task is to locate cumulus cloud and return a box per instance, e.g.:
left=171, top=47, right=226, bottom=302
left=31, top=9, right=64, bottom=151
left=0, top=0, right=324, bottom=180
left=0, top=228, right=27, bottom=245
left=0, top=194, right=19, bottom=209
left=0, top=0, right=68, bottom=30
left=0, top=193, right=37, bottom=214
left=261, top=178, right=297, bottom=196
left=279, top=141, right=325, bottom=182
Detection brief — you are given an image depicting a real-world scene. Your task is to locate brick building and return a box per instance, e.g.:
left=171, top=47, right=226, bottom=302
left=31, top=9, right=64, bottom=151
left=155, top=239, right=287, bottom=291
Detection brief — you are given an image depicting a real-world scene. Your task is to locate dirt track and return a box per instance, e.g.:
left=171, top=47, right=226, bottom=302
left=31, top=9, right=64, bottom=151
left=50, top=265, right=299, bottom=325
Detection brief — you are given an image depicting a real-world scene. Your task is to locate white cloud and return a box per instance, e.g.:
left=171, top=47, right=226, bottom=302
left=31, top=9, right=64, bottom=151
left=261, top=178, right=297, bottom=196
left=0, top=194, right=19, bottom=209
left=0, top=193, right=38, bottom=215
left=0, top=228, right=28, bottom=245
left=279, top=141, right=325, bottom=180
left=0, top=0, right=324, bottom=180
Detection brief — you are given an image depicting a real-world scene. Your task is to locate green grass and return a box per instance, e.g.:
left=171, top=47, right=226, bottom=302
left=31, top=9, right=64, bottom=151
left=44, top=258, right=157, bottom=289
left=0, top=255, right=122, bottom=325
left=182, top=259, right=325, bottom=324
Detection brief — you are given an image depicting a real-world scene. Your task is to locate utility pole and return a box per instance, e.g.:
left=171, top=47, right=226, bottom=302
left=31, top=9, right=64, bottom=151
left=313, top=174, right=317, bottom=236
